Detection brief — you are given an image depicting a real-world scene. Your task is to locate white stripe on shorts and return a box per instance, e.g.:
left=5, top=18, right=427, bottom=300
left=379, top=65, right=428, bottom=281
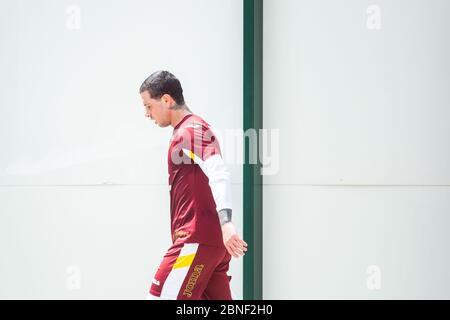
left=159, top=243, right=199, bottom=300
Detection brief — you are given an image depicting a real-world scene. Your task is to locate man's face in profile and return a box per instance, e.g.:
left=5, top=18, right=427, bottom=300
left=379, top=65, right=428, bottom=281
left=140, top=91, right=172, bottom=128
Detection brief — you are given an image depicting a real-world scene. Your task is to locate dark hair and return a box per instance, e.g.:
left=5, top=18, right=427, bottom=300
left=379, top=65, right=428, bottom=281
left=139, top=71, right=185, bottom=106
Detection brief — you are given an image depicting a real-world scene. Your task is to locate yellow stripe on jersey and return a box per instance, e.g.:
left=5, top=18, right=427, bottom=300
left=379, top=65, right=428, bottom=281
left=173, top=253, right=196, bottom=270
left=188, top=150, right=196, bottom=161
left=182, top=148, right=204, bottom=165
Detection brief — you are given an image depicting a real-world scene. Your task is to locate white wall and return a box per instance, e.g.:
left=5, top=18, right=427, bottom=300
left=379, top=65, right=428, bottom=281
left=263, top=0, right=450, bottom=299
left=0, top=0, right=243, bottom=299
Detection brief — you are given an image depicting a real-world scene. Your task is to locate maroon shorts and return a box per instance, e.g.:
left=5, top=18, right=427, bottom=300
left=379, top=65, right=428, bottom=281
left=148, top=242, right=232, bottom=300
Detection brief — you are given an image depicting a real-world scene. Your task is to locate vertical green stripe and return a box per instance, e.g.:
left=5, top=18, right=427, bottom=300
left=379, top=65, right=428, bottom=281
left=243, top=0, right=263, bottom=300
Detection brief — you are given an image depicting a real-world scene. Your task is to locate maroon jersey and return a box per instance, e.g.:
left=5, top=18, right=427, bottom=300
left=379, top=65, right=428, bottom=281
left=167, top=114, right=232, bottom=247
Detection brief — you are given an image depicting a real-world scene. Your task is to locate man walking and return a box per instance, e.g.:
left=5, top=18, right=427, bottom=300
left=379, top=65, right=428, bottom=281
left=140, top=71, right=247, bottom=300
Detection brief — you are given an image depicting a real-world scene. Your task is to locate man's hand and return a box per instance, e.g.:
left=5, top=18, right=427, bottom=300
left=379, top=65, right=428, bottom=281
left=221, top=222, right=248, bottom=258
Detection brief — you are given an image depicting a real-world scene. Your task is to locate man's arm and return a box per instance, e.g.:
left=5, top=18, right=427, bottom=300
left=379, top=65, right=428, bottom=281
left=200, top=154, right=247, bottom=258
left=183, top=125, right=247, bottom=258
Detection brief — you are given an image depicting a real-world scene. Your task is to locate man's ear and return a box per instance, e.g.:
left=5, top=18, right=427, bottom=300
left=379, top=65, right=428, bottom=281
left=161, top=94, right=173, bottom=106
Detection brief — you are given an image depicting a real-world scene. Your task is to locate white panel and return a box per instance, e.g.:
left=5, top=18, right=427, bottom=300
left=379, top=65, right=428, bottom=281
left=0, top=186, right=170, bottom=299
left=0, top=184, right=243, bottom=299
left=263, top=0, right=450, bottom=185
left=0, top=0, right=243, bottom=185
left=263, top=186, right=450, bottom=299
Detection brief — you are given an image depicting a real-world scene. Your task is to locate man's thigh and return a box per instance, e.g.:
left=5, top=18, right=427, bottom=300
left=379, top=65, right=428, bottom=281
left=148, top=242, right=229, bottom=300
